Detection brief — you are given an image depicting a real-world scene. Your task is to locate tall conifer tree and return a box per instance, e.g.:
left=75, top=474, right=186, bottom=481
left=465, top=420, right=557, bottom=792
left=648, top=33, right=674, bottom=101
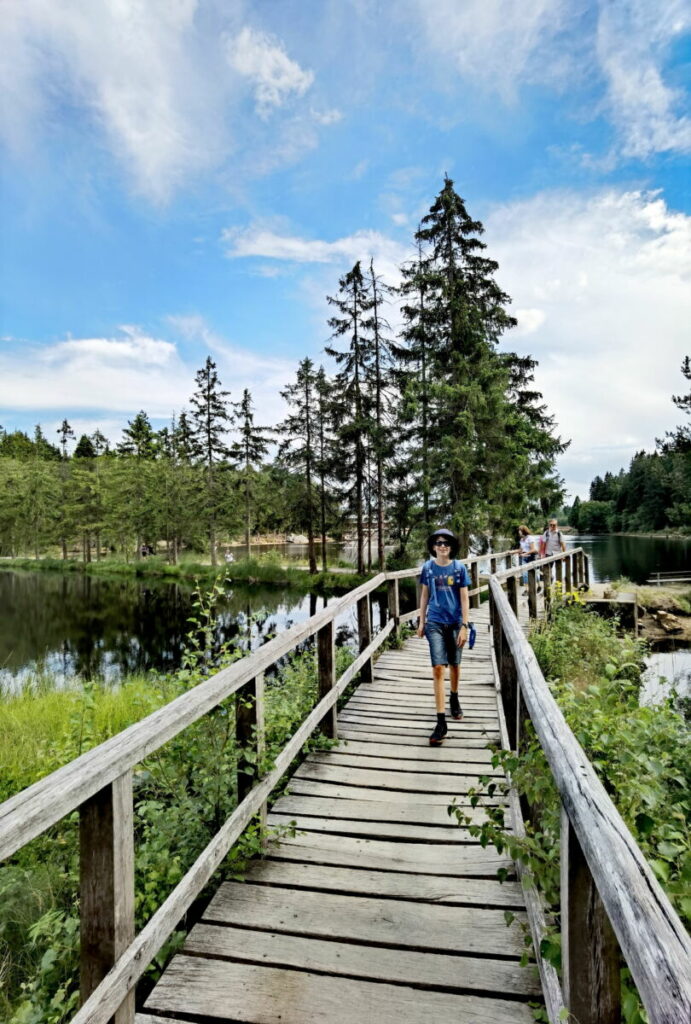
left=189, top=357, right=232, bottom=566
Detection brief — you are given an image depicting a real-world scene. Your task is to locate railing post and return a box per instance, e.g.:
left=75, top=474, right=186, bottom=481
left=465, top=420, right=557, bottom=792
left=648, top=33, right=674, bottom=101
left=357, top=593, right=373, bottom=683
left=560, top=806, right=620, bottom=1024
left=565, top=554, right=572, bottom=593
left=387, top=577, right=400, bottom=639
left=489, top=556, right=497, bottom=576
left=527, top=566, right=538, bottom=619
left=504, top=553, right=512, bottom=571
left=507, top=574, right=519, bottom=617
left=583, top=552, right=590, bottom=588
left=470, top=560, right=480, bottom=609
left=80, top=772, right=135, bottom=1024
left=555, top=557, right=563, bottom=590
left=317, top=619, right=337, bottom=738
left=236, top=673, right=266, bottom=832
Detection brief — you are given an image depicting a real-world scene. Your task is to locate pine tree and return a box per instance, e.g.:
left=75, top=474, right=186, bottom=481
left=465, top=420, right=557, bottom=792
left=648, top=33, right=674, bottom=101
left=231, top=388, right=272, bottom=559
left=189, top=357, right=232, bottom=566
left=314, top=367, right=336, bottom=571
left=365, top=258, right=396, bottom=569
left=397, top=233, right=435, bottom=529
left=401, top=177, right=520, bottom=549
left=56, top=419, right=75, bottom=558
left=117, top=411, right=157, bottom=458
left=278, top=359, right=319, bottom=573
left=326, top=261, right=374, bottom=574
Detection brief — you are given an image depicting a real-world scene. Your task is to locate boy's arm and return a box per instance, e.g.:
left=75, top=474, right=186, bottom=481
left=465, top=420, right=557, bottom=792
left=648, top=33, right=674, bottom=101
left=416, top=584, right=429, bottom=637
left=458, top=585, right=470, bottom=646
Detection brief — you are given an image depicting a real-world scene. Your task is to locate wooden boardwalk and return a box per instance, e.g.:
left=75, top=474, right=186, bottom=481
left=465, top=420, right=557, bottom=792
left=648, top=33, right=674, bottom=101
left=140, top=606, right=542, bottom=1024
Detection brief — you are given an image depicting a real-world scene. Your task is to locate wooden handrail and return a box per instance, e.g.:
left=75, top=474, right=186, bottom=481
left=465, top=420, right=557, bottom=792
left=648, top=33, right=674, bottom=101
left=0, top=567, right=417, bottom=1023
left=489, top=575, right=691, bottom=1024
left=0, top=571, right=403, bottom=859
left=0, top=546, right=556, bottom=1022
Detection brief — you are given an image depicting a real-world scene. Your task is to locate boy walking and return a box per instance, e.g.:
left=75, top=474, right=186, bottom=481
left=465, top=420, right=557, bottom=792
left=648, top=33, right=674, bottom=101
left=416, top=528, right=471, bottom=746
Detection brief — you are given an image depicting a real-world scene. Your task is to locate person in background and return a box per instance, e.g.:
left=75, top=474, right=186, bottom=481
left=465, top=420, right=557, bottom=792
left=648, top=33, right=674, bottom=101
left=541, top=517, right=566, bottom=584
left=416, top=528, right=471, bottom=746
left=512, top=525, right=537, bottom=594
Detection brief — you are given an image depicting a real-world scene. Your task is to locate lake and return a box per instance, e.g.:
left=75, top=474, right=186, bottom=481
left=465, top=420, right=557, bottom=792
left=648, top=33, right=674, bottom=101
left=0, top=569, right=401, bottom=692
left=565, top=533, right=690, bottom=584
left=1, top=533, right=688, bottom=691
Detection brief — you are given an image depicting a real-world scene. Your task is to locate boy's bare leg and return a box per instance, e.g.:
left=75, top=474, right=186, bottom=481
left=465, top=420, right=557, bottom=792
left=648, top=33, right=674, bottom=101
left=450, top=664, right=460, bottom=693
left=433, top=665, right=446, bottom=712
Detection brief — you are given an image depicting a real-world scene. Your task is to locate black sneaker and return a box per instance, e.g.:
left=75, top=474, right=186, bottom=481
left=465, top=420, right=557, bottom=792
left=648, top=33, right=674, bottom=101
left=449, top=692, right=463, bottom=720
left=429, top=719, right=448, bottom=745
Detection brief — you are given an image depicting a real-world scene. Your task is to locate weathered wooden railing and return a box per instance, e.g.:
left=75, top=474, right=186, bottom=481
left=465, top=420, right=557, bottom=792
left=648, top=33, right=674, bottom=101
left=0, top=568, right=426, bottom=1024
left=488, top=549, right=691, bottom=1024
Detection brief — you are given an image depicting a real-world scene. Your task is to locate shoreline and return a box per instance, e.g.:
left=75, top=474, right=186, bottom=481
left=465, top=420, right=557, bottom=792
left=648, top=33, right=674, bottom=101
left=0, top=555, right=371, bottom=593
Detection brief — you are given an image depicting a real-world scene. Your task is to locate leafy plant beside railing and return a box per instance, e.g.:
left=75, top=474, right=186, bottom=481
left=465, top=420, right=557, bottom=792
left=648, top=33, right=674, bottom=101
left=452, top=601, right=690, bottom=1024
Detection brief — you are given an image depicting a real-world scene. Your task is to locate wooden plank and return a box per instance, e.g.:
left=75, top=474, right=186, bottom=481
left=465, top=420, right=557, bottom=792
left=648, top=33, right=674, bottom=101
left=286, top=778, right=506, bottom=807
left=344, top=699, right=499, bottom=718
left=243, top=858, right=524, bottom=909
left=145, top=956, right=536, bottom=1024
left=267, top=811, right=483, bottom=844
left=337, top=727, right=497, bottom=748
left=332, top=738, right=497, bottom=762
left=293, top=761, right=501, bottom=795
left=266, top=833, right=514, bottom=877
left=184, top=922, right=541, bottom=997
left=272, top=793, right=508, bottom=829
left=337, top=714, right=495, bottom=735
left=203, top=882, right=527, bottom=958
left=304, top=751, right=502, bottom=776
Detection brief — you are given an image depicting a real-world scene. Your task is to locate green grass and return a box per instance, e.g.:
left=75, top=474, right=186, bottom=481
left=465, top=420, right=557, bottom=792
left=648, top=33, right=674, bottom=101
left=0, top=675, right=176, bottom=803
left=0, top=552, right=367, bottom=593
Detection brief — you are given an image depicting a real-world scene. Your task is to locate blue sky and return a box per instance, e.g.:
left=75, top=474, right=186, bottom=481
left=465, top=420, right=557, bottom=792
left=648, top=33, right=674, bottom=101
left=1, top=0, right=690, bottom=499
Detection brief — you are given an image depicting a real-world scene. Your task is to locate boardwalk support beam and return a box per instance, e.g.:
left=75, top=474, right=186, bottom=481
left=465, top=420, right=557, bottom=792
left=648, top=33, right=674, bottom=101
left=80, top=772, right=135, bottom=1024
left=561, top=806, right=620, bottom=1024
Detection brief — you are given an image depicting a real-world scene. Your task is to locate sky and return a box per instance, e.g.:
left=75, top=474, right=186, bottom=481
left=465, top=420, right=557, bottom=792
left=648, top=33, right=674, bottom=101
left=1, top=0, right=690, bottom=500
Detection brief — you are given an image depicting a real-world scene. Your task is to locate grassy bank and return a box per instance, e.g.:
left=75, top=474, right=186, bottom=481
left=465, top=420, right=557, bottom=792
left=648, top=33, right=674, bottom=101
left=0, top=551, right=369, bottom=594
left=0, top=601, right=362, bottom=1023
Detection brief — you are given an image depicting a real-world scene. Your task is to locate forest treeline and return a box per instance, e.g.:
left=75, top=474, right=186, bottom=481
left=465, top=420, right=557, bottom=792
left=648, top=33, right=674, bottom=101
left=566, top=357, right=691, bottom=535
left=0, top=178, right=568, bottom=573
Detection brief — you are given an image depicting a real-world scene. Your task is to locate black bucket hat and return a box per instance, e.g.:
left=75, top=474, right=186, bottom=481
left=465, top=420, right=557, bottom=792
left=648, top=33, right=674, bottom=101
left=427, top=527, right=459, bottom=558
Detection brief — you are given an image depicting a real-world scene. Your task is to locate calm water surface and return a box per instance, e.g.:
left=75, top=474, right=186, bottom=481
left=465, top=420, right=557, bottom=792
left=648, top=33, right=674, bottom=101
left=0, top=570, right=399, bottom=692
left=565, top=533, right=690, bottom=584
left=1, top=534, right=688, bottom=691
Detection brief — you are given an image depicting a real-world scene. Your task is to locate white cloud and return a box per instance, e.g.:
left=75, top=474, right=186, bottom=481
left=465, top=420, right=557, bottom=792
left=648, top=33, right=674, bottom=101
left=486, top=188, right=690, bottom=496
left=0, top=320, right=296, bottom=431
left=409, top=0, right=578, bottom=100
left=408, top=0, right=691, bottom=160
left=0, top=2, right=327, bottom=201
left=597, top=0, right=691, bottom=158
left=226, top=26, right=314, bottom=119
left=222, top=224, right=409, bottom=285
left=0, top=326, right=189, bottom=415
left=311, top=107, right=343, bottom=126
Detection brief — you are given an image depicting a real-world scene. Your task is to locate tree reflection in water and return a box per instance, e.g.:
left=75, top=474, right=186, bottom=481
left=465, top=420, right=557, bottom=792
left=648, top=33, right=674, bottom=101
left=0, top=571, right=410, bottom=692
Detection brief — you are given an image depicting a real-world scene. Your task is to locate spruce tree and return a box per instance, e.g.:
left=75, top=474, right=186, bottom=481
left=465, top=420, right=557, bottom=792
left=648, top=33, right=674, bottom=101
left=189, top=357, right=232, bottom=566
left=404, top=177, right=519, bottom=549
left=326, top=261, right=374, bottom=574
left=231, top=388, right=272, bottom=559
left=365, top=259, right=396, bottom=569
left=278, top=359, right=319, bottom=573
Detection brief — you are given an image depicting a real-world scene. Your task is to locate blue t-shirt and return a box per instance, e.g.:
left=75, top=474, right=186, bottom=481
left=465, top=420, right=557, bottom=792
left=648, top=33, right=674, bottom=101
left=419, top=559, right=471, bottom=625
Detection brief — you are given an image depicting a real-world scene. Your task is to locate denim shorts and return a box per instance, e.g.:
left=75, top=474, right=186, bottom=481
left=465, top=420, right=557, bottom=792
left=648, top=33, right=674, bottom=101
left=424, top=621, right=462, bottom=667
